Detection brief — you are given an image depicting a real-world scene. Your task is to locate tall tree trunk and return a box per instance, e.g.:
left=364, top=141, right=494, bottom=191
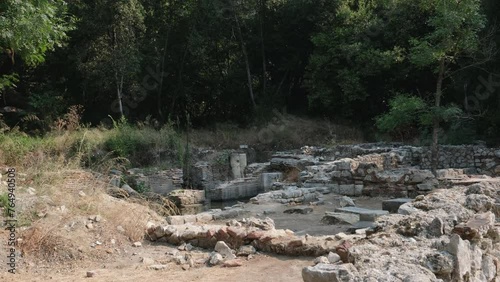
left=234, top=15, right=256, bottom=108
left=157, top=29, right=170, bottom=123
left=115, top=71, right=124, bottom=118
left=259, top=0, right=267, bottom=97
left=171, top=45, right=189, bottom=115
left=182, top=112, right=191, bottom=188
left=431, top=59, right=445, bottom=175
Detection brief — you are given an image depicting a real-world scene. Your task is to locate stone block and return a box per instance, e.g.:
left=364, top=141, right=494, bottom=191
left=302, top=263, right=359, bottom=282
left=354, top=185, right=363, bottom=196
left=261, top=172, right=282, bottom=192
left=166, top=216, right=185, bottom=225
left=338, top=184, right=355, bottom=196
left=407, top=170, right=434, bottom=183
left=183, top=215, right=197, bottom=224
left=335, top=207, right=389, bottom=222
left=196, top=213, right=214, bottom=223
left=382, top=198, right=413, bottom=213
left=321, top=212, right=359, bottom=225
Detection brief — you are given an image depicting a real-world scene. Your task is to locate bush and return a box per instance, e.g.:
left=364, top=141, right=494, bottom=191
left=104, top=118, right=184, bottom=167
left=375, top=94, right=427, bottom=142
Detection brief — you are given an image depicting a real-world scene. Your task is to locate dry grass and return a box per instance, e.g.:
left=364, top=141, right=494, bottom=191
left=190, top=114, right=364, bottom=150
left=283, top=167, right=301, bottom=183
left=19, top=224, right=83, bottom=263
left=14, top=168, right=167, bottom=264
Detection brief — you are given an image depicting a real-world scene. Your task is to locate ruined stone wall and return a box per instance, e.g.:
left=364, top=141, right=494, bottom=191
left=311, top=144, right=500, bottom=175
left=413, top=146, right=500, bottom=174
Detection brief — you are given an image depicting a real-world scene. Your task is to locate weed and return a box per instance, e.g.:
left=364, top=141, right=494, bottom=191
left=134, top=182, right=150, bottom=194
left=0, top=193, right=9, bottom=216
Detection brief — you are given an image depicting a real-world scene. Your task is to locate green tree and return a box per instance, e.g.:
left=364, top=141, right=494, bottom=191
left=305, top=0, right=403, bottom=120
left=408, top=0, right=486, bottom=173
left=76, top=0, right=145, bottom=118
left=0, top=0, right=74, bottom=94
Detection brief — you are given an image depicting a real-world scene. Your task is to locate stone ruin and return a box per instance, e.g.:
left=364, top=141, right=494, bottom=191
left=114, top=143, right=499, bottom=207
left=182, top=143, right=500, bottom=205
left=113, top=143, right=500, bottom=281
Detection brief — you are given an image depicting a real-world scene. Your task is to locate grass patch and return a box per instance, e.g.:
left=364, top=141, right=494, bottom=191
left=0, top=193, right=9, bottom=216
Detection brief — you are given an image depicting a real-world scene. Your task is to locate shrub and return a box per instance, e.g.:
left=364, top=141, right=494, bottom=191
left=375, top=94, right=427, bottom=142
left=104, top=118, right=183, bottom=167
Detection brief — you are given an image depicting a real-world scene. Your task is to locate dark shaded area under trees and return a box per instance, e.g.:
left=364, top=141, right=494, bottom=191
left=1, top=0, right=499, bottom=145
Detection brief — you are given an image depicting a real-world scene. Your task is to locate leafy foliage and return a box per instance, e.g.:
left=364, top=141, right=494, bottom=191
left=0, top=0, right=74, bottom=66
left=0, top=0, right=499, bottom=145
left=376, top=95, right=427, bottom=141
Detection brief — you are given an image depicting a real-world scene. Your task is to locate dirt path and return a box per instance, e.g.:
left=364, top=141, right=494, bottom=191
left=4, top=251, right=311, bottom=282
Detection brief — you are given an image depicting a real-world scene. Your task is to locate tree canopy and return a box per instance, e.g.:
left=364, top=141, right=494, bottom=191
left=1, top=0, right=499, bottom=145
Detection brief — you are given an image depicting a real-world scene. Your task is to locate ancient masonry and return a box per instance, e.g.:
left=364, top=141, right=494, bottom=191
left=111, top=143, right=500, bottom=205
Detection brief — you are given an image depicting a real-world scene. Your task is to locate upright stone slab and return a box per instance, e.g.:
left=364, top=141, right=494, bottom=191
left=382, top=198, right=413, bottom=213
left=230, top=153, right=247, bottom=179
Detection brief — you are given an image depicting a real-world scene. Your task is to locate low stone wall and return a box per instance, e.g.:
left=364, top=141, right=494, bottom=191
left=305, top=144, right=500, bottom=176
left=206, top=178, right=262, bottom=201
left=415, top=146, right=500, bottom=173
left=147, top=217, right=361, bottom=257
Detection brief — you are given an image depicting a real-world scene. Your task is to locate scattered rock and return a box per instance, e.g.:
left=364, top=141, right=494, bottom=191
left=302, top=263, right=359, bottom=282
left=327, top=252, right=341, bottom=264
left=382, top=198, right=413, bottom=213
left=465, top=194, right=494, bottom=213
left=209, top=252, right=223, bottom=266
left=132, top=242, right=142, bottom=247
left=314, top=256, right=329, bottom=265
left=86, top=271, right=96, bottom=278
left=446, top=234, right=472, bottom=279
left=335, top=240, right=352, bottom=263
left=141, top=257, right=155, bottom=265
left=284, top=207, right=313, bottom=214
left=237, top=245, right=256, bottom=256
left=214, top=241, right=235, bottom=259
left=425, top=251, right=454, bottom=276
left=428, top=217, right=445, bottom=237
left=148, top=265, right=168, bottom=270
left=121, top=184, right=138, bottom=195
left=222, top=259, right=244, bottom=267
left=321, top=212, right=359, bottom=225
left=452, top=212, right=495, bottom=240
left=337, top=196, right=356, bottom=207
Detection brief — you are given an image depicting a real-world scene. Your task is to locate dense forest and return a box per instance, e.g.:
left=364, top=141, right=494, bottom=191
left=1, top=0, right=499, bottom=145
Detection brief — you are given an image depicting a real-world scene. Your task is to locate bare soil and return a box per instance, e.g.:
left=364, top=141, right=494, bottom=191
left=1, top=237, right=312, bottom=282
left=0, top=169, right=389, bottom=281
